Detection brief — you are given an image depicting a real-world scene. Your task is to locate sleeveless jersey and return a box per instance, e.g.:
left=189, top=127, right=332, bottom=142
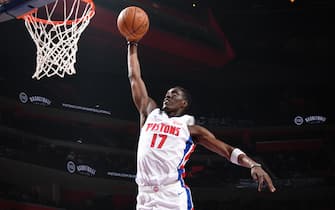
left=136, top=108, right=196, bottom=186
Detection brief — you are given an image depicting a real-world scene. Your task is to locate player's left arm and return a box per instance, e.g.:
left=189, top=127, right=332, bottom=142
left=189, top=125, right=276, bottom=192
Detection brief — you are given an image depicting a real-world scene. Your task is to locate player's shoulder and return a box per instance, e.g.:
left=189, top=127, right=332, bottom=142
left=148, top=108, right=161, bottom=115
left=177, top=114, right=195, bottom=126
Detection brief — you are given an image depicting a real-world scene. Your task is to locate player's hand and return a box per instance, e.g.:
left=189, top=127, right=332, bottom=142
left=251, top=166, right=276, bottom=192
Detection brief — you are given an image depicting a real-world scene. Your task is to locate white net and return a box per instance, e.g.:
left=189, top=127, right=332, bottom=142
left=23, top=0, right=95, bottom=80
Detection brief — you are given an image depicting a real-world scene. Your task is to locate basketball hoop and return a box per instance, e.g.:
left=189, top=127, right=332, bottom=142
left=20, top=0, right=95, bottom=80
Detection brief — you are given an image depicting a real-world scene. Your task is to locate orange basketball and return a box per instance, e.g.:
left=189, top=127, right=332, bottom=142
left=117, top=6, right=150, bottom=42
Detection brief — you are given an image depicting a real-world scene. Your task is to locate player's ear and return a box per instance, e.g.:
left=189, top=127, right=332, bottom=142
left=182, top=100, right=188, bottom=109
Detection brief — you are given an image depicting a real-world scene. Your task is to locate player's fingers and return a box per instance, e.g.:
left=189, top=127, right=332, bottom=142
left=257, top=175, right=264, bottom=192
left=264, top=175, right=276, bottom=192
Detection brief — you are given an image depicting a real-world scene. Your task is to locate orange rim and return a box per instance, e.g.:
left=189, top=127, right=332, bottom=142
left=20, top=0, right=95, bottom=25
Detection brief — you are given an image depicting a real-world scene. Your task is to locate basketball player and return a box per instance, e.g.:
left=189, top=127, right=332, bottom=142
left=126, top=41, right=276, bottom=210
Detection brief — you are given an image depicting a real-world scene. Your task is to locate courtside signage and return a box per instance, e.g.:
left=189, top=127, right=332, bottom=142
left=294, top=115, right=327, bottom=125
left=19, top=92, right=51, bottom=106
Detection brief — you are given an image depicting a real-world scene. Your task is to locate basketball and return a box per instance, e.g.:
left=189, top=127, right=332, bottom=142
left=117, top=6, right=149, bottom=42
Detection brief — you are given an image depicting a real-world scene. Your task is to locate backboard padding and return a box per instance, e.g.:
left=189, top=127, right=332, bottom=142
left=0, top=0, right=55, bottom=22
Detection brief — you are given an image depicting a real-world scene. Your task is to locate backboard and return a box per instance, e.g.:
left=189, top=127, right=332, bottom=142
left=0, top=0, right=55, bottom=22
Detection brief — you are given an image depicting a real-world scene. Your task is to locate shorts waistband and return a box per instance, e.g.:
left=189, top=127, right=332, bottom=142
left=138, top=181, right=181, bottom=193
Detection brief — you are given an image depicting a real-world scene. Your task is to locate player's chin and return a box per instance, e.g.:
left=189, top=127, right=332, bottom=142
left=162, top=104, right=171, bottom=112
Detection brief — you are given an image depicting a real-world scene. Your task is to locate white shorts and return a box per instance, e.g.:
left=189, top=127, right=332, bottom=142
left=136, top=181, right=194, bottom=210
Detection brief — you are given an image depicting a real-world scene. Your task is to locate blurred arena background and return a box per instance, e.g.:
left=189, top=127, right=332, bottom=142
left=0, top=0, right=334, bottom=209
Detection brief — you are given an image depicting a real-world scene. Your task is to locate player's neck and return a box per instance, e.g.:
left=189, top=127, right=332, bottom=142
left=161, top=108, right=184, bottom=118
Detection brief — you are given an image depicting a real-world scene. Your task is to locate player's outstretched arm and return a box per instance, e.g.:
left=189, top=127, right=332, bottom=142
left=189, top=125, right=276, bottom=192
left=127, top=42, right=157, bottom=126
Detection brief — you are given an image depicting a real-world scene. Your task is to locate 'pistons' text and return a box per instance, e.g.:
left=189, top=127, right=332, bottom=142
left=146, top=123, right=180, bottom=136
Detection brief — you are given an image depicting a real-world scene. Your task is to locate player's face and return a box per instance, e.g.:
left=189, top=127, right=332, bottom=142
left=162, top=88, right=187, bottom=113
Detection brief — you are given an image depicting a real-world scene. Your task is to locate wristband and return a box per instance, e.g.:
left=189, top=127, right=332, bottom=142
left=230, top=148, right=245, bottom=165
left=127, top=41, right=138, bottom=46
left=250, top=163, right=262, bottom=168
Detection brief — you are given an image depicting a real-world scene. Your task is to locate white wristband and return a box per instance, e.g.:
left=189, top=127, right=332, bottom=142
left=230, top=148, right=245, bottom=165
left=250, top=163, right=262, bottom=168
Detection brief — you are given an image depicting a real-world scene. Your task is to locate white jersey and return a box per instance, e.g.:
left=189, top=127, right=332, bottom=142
left=136, top=108, right=196, bottom=187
